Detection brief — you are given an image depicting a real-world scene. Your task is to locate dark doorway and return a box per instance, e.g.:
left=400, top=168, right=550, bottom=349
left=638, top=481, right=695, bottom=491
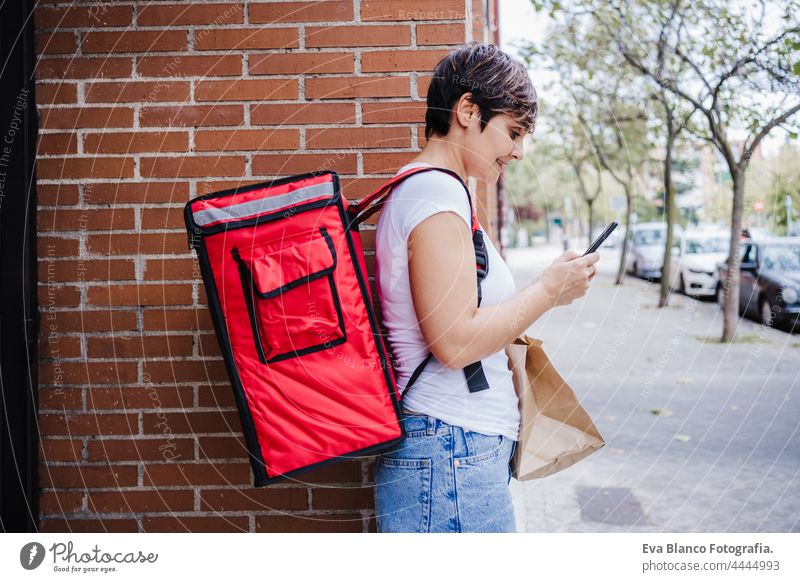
left=0, top=0, right=39, bottom=532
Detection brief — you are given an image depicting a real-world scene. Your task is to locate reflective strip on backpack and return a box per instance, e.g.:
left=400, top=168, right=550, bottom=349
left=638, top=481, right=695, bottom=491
left=192, top=181, right=334, bottom=227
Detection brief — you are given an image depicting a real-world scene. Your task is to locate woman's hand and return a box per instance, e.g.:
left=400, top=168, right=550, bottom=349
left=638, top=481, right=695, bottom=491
left=535, top=250, right=600, bottom=308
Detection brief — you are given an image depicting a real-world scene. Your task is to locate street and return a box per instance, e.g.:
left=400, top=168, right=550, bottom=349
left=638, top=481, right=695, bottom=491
left=506, top=244, right=800, bottom=533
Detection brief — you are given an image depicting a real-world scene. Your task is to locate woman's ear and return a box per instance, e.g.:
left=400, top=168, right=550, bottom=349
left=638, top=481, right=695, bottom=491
left=454, top=93, right=479, bottom=130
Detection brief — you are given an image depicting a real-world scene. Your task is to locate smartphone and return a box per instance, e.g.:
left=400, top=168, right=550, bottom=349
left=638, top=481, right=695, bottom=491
left=583, top=221, right=619, bottom=256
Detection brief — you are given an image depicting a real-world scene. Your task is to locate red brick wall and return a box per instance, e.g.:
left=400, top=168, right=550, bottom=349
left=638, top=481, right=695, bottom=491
left=35, top=0, right=496, bottom=532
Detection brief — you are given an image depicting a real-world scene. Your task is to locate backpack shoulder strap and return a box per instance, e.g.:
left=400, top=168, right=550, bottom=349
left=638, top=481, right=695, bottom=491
left=348, top=166, right=478, bottom=236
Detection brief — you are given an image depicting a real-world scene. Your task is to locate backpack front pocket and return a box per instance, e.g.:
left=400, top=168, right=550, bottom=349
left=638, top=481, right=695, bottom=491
left=231, top=227, right=346, bottom=363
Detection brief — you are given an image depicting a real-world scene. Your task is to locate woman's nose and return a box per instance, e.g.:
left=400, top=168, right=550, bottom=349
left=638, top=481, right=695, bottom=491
left=510, top=141, right=523, bottom=161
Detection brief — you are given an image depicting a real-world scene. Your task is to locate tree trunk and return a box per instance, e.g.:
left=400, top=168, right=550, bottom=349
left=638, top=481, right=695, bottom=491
left=587, top=198, right=595, bottom=246
left=659, top=131, right=676, bottom=308
left=615, top=185, right=633, bottom=286
left=722, top=168, right=745, bottom=342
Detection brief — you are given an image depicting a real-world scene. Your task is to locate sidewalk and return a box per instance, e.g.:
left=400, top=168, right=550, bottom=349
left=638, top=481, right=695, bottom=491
left=505, top=245, right=800, bottom=532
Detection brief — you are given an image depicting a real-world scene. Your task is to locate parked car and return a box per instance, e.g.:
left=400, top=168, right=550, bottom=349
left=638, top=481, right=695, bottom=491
left=626, top=222, right=684, bottom=279
left=716, top=237, right=800, bottom=329
left=669, top=230, right=730, bottom=298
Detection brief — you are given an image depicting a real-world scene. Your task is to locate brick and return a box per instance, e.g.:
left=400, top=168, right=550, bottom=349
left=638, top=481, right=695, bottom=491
left=140, top=156, right=245, bottom=178
left=140, top=105, right=243, bottom=127
left=43, top=256, right=137, bottom=283
left=82, top=30, right=188, bottom=53
left=40, top=362, right=139, bottom=386
left=143, top=410, right=241, bottom=435
left=249, top=1, right=353, bottom=23
left=301, top=461, right=362, bottom=484
left=197, top=385, right=235, bottom=408
left=136, top=55, right=242, bottom=77
left=84, top=131, right=189, bottom=154
left=88, top=489, right=195, bottom=514
left=36, top=83, right=77, bottom=105
left=40, top=491, right=83, bottom=514
left=252, top=153, right=357, bottom=175
left=361, top=0, right=466, bottom=21
left=306, top=126, right=410, bottom=149
left=417, top=23, right=466, bottom=45
left=41, top=463, right=138, bottom=488
left=138, top=3, right=245, bottom=26
left=143, top=462, right=250, bottom=486
left=36, top=32, right=77, bottom=55
left=40, top=519, right=139, bottom=533
left=250, top=102, right=355, bottom=125
left=34, top=4, right=133, bottom=28
left=363, top=152, right=418, bottom=174
left=195, top=79, right=297, bottom=102
left=39, top=387, right=83, bottom=410
left=142, top=360, right=229, bottom=384
left=195, top=28, right=299, bottom=50
left=361, top=49, right=449, bottom=72
left=39, top=107, right=133, bottom=129
left=87, top=438, right=194, bottom=462
left=38, top=284, right=81, bottom=307
left=86, top=232, right=188, bottom=256
left=195, top=128, right=299, bottom=152
left=88, top=385, right=193, bottom=409
left=142, top=516, right=249, bottom=533
left=362, top=100, right=426, bottom=123
left=305, top=76, right=409, bottom=99
left=417, top=74, right=434, bottom=97
left=86, top=336, right=195, bottom=359
left=198, top=435, right=245, bottom=459
left=143, top=308, right=213, bottom=332
left=84, top=182, right=190, bottom=205
left=140, top=207, right=188, bottom=231
left=40, top=438, right=83, bottom=462
left=306, top=25, right=410, bottom=48
left=311, top=486, right=374, bottom=510
left=196, top=179, right=258, bottom=195
left=87, top=283, right=193, bottom=306
left=197, top=334, right=223, bottom=358
left=41, top=310, right=138, bottom=333
left=85, top=81, right=190, bottom=103
left=38, top=209, right=136, bottom=232
left=38, top=157, right=135, bottom=180
left=39, top=413, right=138, bottom=437
left=40, top=335, right=82, bottom=359
left=249, top=52, right=353, bottom=75
left=38, top=184, right=79, bottom=205
left=36, top=57, right=133, bottom=79
left=37, top=132, right=78, bottom=155
left=143, top=257, right=200, bottom=280
left=200, top=487, right=307, bottom=511
left=255, top=513, right=362, bottom=532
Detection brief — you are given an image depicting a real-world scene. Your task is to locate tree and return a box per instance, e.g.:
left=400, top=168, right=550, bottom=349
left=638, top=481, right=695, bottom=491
left=603, top=0, right=800, bottom=341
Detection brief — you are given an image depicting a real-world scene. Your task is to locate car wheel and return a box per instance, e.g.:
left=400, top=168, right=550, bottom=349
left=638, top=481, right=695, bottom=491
left=760, top=298, right=775, bottom=327
left=679, top=274, right=686, bottom=295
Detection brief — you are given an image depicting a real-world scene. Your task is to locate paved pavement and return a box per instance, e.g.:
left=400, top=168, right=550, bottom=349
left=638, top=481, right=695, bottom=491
left=505, top=244, right=800, bottom=533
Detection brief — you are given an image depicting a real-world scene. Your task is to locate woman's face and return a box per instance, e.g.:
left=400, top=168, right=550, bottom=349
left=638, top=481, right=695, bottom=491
left=462, top=110, right=526, bottom=182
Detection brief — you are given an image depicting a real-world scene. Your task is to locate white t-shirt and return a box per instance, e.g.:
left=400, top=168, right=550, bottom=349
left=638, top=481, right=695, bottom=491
left=375, top=161, right=520, bottom=440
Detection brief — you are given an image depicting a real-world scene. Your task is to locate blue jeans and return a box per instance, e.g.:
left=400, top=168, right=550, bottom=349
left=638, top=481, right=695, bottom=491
left=374, top=410, right=517, bottom=533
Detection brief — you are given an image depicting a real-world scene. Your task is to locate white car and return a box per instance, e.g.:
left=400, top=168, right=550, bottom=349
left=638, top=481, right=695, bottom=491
left=669, top=231, right=730, bottom=297
left=626, top=222, right=684, bottom=279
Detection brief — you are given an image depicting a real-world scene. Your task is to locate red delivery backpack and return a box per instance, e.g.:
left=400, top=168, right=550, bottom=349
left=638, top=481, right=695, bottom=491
left=184, top=166, right=490, bottom=486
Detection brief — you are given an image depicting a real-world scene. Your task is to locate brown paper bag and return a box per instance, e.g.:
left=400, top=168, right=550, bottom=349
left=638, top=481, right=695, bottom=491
left=505, top=334, right=604, bottom=480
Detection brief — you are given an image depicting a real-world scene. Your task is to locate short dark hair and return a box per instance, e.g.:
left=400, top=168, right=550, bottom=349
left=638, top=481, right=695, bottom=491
left=424, top=41, right=538, bottom=141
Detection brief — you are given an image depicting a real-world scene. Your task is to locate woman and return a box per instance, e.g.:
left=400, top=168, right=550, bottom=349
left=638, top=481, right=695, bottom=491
left=373, top=42, right=600, bottom=533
